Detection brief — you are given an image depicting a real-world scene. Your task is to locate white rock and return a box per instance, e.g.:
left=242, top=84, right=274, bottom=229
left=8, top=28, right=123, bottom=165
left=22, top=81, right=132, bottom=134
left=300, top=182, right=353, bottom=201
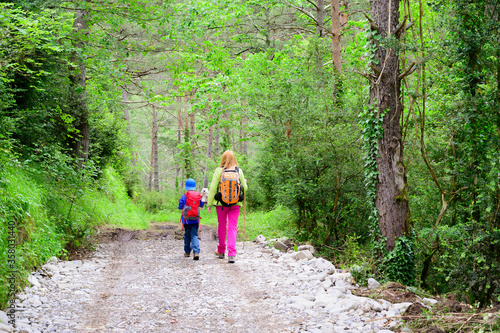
left=329, top=286, right=348, bottom=294
left=24, top=298, right=42, bottom=308
left=0, top=311, right=8, bottom=325
left=377, top=298, right=391, bottom=311
left=327, top=288, right=345, bottom=299
left=314, top=292, right=342, bottom=307
left=337, top=295, right=365, bottom=311
left=368, top=299, right=384, bottom=312
left=334, top=278, right=351, bottom=288
left=390, top=302, right=413, bottom=313
left=368, top=278, right=381, bottom=290
left=14, top=322, right=33, bottom=333
left=46, top=256, right=58, bottom=265
left=274, top=240, right=288, bottom=251
left=331, top=273, right=353, bottom=283
left=313, top=259, right=335, bottom=272
left=295, top=250, right=314, bottom=260
left=359, top=301, right=372, bottom=312
left=422, top=297, right=438, bottom=306
left=27, top=276, right=41, bottom=288
left=0, top=323, right=13, bottom=333
left=297, top=244, right=315, bottom=254
left=41, top=264, right=59, bottom=274
left=320, top=278, right=332, bottom=290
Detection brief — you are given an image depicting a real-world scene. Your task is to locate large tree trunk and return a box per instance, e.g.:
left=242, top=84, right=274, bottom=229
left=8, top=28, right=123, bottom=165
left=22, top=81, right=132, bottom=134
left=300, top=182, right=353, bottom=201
left=370, top=0, right=409, bottom=251
left=148, top=106, right=159, bottom=191
left=70, top=9, right=89, bottom=169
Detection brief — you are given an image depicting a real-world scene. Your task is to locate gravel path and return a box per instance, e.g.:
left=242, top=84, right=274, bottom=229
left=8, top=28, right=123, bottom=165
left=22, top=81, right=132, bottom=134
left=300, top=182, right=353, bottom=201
left=2, top=223, right=410, bottom=333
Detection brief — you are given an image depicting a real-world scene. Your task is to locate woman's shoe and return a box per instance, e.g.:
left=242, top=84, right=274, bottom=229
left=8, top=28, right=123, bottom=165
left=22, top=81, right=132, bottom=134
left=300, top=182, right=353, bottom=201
left=193, top=253, right=199, bottom=260
left=228, top=256, right=235, bottom=263
left=184, top=252, right=190, bottom=257
left=215, top=250, right=225, bottom=259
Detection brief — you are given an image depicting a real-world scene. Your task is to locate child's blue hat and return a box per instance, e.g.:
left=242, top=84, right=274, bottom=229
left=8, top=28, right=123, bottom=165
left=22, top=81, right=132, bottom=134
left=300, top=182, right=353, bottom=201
left=185, top=178, right=196, bottom=191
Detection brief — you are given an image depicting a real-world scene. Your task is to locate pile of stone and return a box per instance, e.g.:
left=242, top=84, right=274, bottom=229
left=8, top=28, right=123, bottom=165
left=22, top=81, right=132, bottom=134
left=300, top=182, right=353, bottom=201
left=251, top=235, right=436, bottom=332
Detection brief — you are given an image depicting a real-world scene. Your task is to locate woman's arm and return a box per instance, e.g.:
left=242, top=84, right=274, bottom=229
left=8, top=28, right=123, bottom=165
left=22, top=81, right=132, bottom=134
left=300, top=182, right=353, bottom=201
left=207, top=168, right=221, bottom=206
left=239, top=168, right=248, bottom=193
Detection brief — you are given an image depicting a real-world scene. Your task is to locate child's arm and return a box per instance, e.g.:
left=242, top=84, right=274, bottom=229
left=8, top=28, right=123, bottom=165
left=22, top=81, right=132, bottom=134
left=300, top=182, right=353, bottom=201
left=178, top=194, right=187, bottom=210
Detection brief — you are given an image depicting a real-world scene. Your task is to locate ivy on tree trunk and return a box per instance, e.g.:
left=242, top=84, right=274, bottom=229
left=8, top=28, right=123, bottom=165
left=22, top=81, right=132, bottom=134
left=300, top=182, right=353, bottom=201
left=369, top=0, right=410, bottom=251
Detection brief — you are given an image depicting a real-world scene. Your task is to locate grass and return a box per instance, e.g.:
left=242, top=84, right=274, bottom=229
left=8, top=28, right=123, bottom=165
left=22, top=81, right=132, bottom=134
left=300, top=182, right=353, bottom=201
left=0, top=164, right=150, bottom=308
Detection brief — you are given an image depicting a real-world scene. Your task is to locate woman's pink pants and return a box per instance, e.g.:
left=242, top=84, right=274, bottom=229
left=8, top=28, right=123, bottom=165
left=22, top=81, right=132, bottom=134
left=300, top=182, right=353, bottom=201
left=216, top=206, right=240, bottom=257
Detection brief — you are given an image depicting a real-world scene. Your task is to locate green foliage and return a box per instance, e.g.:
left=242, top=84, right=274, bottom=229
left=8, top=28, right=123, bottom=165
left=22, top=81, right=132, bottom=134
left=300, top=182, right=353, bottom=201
left=406, top=0, right=500, bottom=305
left=384, top=236, right=417, bottom=286
left=0, top=161, right=64, bottom=309
left=241, top=205, right=296, bottom=241
left=0, top=148, right=150, bottom=308
left=233, top=37, right=368, bottom=249
left=139, top=191, right=169, bottom=214
left=360, top=105, right=386, bottom=241
left=350, top=263, right=372, bottom=286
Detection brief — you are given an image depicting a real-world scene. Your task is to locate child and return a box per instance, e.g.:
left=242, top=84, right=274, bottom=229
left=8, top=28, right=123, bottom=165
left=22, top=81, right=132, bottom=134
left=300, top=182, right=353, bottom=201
left=178, top=178, right=206, bottom=260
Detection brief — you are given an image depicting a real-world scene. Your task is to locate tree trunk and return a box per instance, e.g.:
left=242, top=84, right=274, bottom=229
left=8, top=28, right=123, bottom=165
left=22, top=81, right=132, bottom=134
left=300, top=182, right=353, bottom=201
left=214, top=122, right=220, bottom=160
left=331, top=0, right=342, bottom=73
left=224, top=112, right=231, bottom=151
left=370, top=0, right=409, bottom=251
left=240, top=117, right=248, bottom=155
left=148, top=106, right=159, bottom=191
left=175, top=107, right=183, bottom=191
left=316, top=0, right=325, bottom=37
left=204, top=116, right=213, bottom=188
left=340, top=1, right=349, bottom=27
left=70, top=9, right=89, bottom=169
left=184, top=108, right=193, bottom=178
left=190, top=112, right=196, bottom=161
left=122, top=88, right=136, bottom=166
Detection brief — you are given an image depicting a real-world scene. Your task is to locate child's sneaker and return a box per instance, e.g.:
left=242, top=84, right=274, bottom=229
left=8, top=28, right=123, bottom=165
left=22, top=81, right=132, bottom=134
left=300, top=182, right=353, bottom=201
left=228, top=256, right=235, bottom=263
left=215, top=250, right=225, bottom=259
left=193, top=253, right=199, bottom=260
left=184, top=252, right=190, bottom=257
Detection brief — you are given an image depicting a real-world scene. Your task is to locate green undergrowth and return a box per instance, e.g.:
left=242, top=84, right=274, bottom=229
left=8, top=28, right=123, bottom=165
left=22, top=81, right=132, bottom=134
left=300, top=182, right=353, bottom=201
left=0, top=162, right=149, bottom=309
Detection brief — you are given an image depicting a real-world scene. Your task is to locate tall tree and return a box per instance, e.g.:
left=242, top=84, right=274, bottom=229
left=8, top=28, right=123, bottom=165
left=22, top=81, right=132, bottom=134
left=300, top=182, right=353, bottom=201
left=69, top=9, right=89, bottom=168
left=369, top=0, right=410, bottom=251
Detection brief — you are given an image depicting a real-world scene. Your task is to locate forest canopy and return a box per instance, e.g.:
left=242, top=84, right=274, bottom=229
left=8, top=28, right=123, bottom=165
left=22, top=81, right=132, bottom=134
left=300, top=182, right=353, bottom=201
left=0, top=0, right=499, bottom=309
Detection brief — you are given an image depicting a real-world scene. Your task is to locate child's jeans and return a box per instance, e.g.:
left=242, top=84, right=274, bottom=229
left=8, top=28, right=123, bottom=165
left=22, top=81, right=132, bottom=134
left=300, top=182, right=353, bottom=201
left=216, top=206, right=240, bottom=257
left=184, top=223, right=200, bottom=254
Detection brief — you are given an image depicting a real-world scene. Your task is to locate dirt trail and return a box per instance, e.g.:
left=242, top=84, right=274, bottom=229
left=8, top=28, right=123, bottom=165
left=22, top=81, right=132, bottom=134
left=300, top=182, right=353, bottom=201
left=10, top=223, right=415, bottom=333
left=76, top=223, right=296, bottom=332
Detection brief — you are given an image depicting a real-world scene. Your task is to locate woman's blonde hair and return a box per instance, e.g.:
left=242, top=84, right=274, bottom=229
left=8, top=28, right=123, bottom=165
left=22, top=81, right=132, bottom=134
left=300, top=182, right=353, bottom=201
left=219, top=150, right=238, bottom=169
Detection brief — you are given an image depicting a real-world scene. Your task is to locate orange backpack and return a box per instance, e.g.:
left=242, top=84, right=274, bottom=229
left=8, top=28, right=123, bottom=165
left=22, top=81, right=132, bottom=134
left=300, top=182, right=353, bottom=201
left=216, top=167, right=243, bottom=206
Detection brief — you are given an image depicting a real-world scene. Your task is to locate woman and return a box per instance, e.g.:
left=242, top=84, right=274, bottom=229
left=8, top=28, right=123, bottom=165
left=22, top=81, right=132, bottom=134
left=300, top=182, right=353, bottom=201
left=207, top=150, right=248, bottom=263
